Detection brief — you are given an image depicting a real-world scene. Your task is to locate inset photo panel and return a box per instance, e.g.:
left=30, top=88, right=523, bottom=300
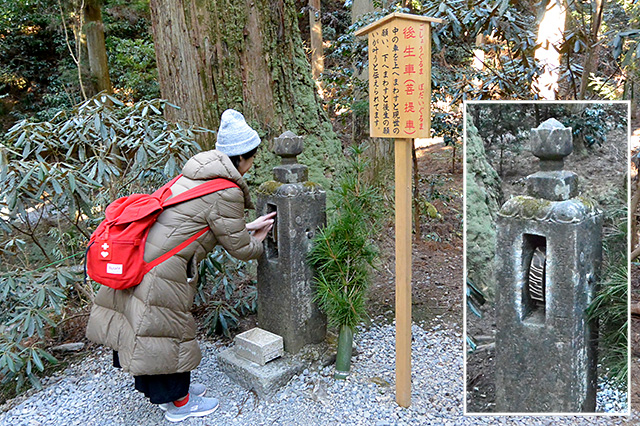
left=463, top=101, right=630, bottom=415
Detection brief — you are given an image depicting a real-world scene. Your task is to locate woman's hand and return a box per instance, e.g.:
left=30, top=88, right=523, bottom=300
left=252, top=222, right=273, bottom=242
left=247, top=212, right=276, bottom=232
left=247, top=212, right=276, bottom=243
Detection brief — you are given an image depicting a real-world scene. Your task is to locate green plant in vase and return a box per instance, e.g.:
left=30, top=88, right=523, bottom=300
left=308, top=145, right=380, bottom=379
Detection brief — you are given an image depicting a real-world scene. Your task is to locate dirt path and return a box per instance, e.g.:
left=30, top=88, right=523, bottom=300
left=366, top=142, right=463, bottom=331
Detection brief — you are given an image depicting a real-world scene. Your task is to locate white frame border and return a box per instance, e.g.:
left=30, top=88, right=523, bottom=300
left=462, top=99, right=632, bottom=417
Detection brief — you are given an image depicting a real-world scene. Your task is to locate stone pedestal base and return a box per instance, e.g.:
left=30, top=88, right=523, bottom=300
left=217, top=348, right=304, bottom=399
left=217, top=342, right=335, bottom=399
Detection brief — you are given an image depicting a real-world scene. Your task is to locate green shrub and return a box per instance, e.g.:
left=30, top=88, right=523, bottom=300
left=558, top=105, right=614, bottom=148
left=308, top=144, right=380, bottom=330
left=107, top=37, right=160, bottom=102
left=196, top=247, right=257, bottom=338
left=587, top=192, right=628, bottom=385
left=0, top=267, right=76, bottom=393
left=0, top=93, right=205, bottom=395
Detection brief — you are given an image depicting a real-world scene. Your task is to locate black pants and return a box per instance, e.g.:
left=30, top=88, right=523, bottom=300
left=113, top=351, right=190, bottom=404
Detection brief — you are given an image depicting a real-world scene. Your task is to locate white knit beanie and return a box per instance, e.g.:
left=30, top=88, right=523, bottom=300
left=215, top=109, right=261, bottom=157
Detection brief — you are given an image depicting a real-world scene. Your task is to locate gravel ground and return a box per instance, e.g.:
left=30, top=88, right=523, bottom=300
left=0, top=321, right=633, bottom=426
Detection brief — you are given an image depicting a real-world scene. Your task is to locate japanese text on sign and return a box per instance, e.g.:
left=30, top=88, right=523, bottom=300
left=368, top=20, right=430, bottom=138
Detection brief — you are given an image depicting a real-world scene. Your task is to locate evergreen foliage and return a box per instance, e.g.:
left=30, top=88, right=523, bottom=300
left=308, top=145, right=380, bottom=330
left=466, top=278, right=486, bottom=353
left=0, top=93, right=205, bottom=398
left=587, top=191, right=628, bottom=385
left=196, top=247, right=256, bottom=338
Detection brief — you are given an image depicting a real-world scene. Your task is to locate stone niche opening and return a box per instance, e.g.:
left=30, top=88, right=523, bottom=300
left=265, top=203, right=279, bottom=260
left=521, top=233, right=547, bottom=324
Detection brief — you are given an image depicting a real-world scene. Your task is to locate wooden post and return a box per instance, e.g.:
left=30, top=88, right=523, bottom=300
left=309, top=0, right=324, bottom=90
left=353, top=12, right=442, bottom=409
left=395, top=137, right=413, bottom=407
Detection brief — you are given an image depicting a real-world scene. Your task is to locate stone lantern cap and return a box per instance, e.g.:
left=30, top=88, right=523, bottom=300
left=530, top=118, right=573, bottom=169
left=273, top=131, right=308, bottom=183
left=526, top=118, right=578, bottom=201
left=274, top=131, right=304, bottom=161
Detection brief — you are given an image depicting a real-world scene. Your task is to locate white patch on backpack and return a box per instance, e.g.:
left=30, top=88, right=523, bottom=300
left=106, top=264, right=123, bottom=275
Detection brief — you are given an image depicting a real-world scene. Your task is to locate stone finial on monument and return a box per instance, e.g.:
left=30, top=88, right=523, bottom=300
left=255, top=131, right=327, bottom=354
left=530, top=118, right=572, bottom=164
left=494, top=118, right=602, bottom=412
left=272, top=131, right=308, bottom=183
left=526, top=118, right=578, bottom=201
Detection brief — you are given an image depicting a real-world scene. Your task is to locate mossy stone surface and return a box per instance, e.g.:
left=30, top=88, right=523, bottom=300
left=257, top=181, right=284, bottom=195
left=466, top=116, right=504, bottom=297
left=499, top=195, right=601, bottom=223
left=257, top=180, right=324, bottom=197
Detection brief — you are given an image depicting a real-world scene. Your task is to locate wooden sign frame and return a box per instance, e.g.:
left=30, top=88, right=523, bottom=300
left=355, top=12, right=442, bottom=408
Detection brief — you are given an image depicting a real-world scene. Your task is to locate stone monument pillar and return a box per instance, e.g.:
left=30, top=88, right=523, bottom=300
left=256, top=131, right=327, bottom=354
left=494, top=118, right=602, bottom=412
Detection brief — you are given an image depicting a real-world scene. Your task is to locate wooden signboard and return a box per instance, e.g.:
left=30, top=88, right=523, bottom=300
left=355, top=13, right=442, bottom=409
left=355, top=13, right=441, bottom=139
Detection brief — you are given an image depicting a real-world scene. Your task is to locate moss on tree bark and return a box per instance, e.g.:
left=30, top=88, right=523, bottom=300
left=149, top=0, right=344, bottom=188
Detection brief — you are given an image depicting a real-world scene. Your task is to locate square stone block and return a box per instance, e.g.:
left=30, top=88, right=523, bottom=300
left=235, top=327, right=284, bottom=366
left=273, top=164, right=308, bottom=183
left=526, top=170, right=578, bottom=201
left=217, top=348, right=304, bottom=399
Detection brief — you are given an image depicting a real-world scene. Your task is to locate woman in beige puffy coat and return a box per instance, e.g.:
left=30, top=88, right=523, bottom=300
left=86, top=110, right=273, bottom=422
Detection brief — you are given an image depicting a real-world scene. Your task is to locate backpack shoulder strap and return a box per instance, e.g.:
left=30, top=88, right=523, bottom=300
left=162, top=178, right=239, bottom=208
left=152, top=174, right=184, bottom=201
left=144, top=178, right=240, bottom=272
left=145, top=227, right=210, bottom=272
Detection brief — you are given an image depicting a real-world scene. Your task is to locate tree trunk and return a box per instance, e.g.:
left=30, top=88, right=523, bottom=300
left=631, top=174, right=640, bottom=252
left=84, top=0, right=112, bottom=95
left=148, top=0, right=343, bottom=187
left=499, top=136, right=504, bottom=176
left=451, top=143, right=457, bottom=174
left=351, top=0, right=375, bottom=22
left=351, top=0, right=375, bottom=83
left=472, top=33, right=485, bottom=71
left=533, top=0, right=566, bottom=99
left=578, top=0, right=606, bottom=99
left=309, top=0, right=324, bottom=90
left=568, top=103, right=588, bottom=154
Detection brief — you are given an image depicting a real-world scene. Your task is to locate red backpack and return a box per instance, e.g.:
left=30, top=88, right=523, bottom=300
left=86, top=175, right=239, bottom=290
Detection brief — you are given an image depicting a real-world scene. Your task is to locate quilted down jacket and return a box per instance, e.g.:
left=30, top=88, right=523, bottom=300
left=85, top=150, right=263, bottom=376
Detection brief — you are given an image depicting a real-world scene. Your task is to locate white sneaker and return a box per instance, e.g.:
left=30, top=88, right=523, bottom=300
left=164, top=395, right=220, bottom=422
left=158, top=383, right=207, bottom=411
